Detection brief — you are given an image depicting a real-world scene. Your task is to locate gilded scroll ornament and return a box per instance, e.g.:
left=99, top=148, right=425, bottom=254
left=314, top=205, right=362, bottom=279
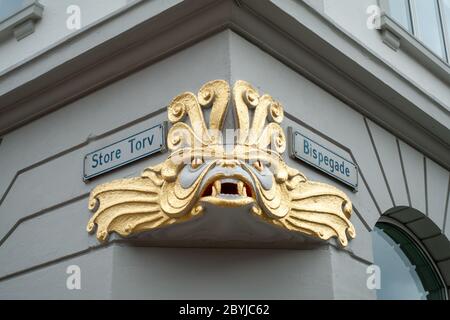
left=87, top=80, right=356, bottom=246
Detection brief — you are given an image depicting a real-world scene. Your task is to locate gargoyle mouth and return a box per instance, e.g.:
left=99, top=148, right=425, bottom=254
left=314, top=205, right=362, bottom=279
left=200, top=178, right=255, bottom=207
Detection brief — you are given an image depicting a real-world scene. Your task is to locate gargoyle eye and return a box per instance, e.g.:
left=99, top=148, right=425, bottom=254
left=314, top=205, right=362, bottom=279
left=191, top=157, right=204, bottom=169
left=253, top=160, right=264, bottom=172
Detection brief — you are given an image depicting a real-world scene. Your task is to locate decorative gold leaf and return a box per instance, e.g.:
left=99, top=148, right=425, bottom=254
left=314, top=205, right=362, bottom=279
left=87, top=170, right=199, bottom=242
left=87, top=79, right=356, bottom=246
left=254, top=179, right=356, bottom=246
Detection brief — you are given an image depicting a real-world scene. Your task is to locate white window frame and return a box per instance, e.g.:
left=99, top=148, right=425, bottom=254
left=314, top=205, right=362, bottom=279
left=440, top=0, right=450, bottom=62
left=378, top=0, right=450, bottom=84
left=410, top=0, right=448, bottom=61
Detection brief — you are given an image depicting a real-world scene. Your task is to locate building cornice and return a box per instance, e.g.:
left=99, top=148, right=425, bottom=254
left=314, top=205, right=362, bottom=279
left=0, top=0, right=448, bottom=168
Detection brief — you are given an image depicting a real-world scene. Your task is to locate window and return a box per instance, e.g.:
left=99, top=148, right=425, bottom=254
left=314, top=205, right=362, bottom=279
left=442, top=0, right=450, bottom=59
left=385, top=0, right=450, bottom=63
left=372, top=222, right=447, bottom=300
left=387, top=0, right=413, bottom=32
left=0, top=0, right=29, bottom=22
left=413, top=0, right=446, bottom=59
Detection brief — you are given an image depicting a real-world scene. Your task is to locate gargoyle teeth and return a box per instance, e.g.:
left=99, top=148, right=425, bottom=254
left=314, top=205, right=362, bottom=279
left=238, top=181, right=246, bottom=197
left=212, top=180, right=221, bottom=196
left=205, top=179, right=251, bottom=198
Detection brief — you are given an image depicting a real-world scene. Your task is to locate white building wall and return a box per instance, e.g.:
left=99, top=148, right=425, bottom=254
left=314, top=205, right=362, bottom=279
left=0, top=0, right=448, bottom=299
left=0, top=0, right=131, bottom=73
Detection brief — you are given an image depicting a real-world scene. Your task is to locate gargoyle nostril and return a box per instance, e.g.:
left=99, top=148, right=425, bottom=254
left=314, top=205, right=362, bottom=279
left=253, top=160, right=264, bottom=172
left=191, top=157, right=204, bottom=169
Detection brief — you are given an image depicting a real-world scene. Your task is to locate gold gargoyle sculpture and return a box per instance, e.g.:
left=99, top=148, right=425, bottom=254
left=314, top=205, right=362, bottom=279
left=87, top=80, right=356, bottom=246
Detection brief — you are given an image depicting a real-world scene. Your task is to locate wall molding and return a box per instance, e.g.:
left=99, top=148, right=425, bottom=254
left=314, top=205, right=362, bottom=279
left=0, top=0, right=448, bottom=170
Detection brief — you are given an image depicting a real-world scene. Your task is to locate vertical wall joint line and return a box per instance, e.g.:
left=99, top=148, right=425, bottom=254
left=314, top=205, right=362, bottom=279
left=396, top=139, right=411, bottom=207
left=424, top=157, right=429, bottom=217
left=364, top=118, right=395, bottom=208
left=443, top=176, right=450, bottom=232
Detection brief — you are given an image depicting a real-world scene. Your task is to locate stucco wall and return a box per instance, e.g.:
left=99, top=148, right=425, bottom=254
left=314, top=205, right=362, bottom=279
left=0, top=30, right=448, bottom=299
left=0, top=0, right=133, bottom=74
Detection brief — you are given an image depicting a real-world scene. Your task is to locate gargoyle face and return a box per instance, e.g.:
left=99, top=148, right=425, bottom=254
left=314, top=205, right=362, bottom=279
left=155, top=144, right=292, bottom=218
left=87, top=80, right=356, bottom=246
left=182, top=156, right=265, bottom=208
